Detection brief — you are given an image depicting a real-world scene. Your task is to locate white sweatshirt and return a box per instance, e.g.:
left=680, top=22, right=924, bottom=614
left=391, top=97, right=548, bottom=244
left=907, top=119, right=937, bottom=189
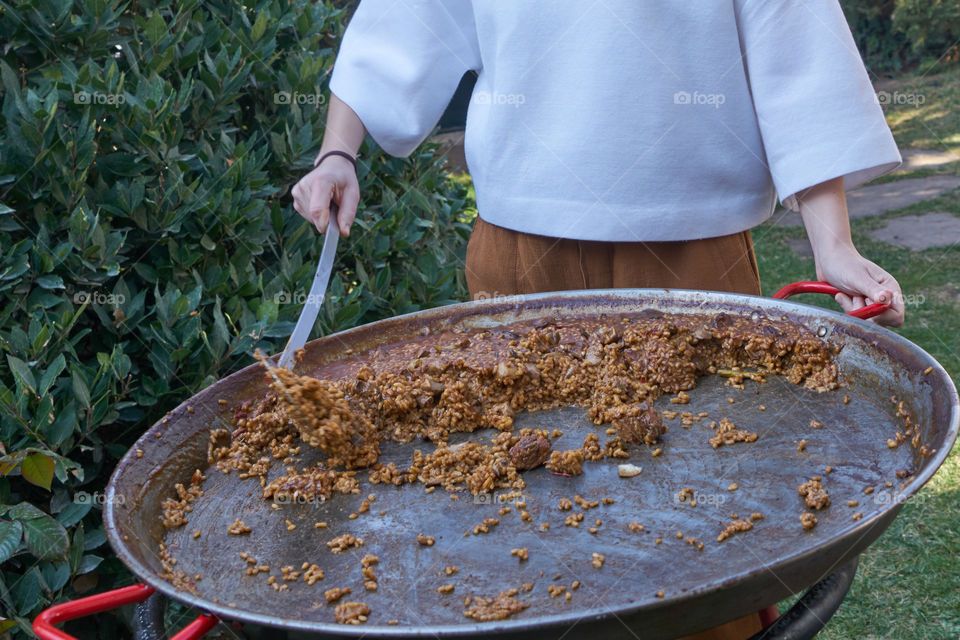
left=329, top=1, right=901, bottom=241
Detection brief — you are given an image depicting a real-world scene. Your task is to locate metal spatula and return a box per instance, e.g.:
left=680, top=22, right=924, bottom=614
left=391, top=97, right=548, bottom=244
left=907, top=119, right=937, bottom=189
left=276, top=210, right=340, bottom=369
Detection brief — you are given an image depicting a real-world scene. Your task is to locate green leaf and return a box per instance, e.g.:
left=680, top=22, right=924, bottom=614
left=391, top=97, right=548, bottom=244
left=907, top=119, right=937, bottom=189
left=83, top=528, right=106, bottom=552
left=56, top=500, right=90, bottom=528
left=14, top=566, right=43, bottom=615
left=263, top=321, right=296, bottom=338
left=39, top=354, right=66, bottom=395
left=78, top=554, right=103, bottom=574
left=72, top=374, right=91, bottom=408
left=69, top=525, right=84, bottom=572
left=20, top=453, right=55, bottom=490
left=172, top=294, right=189, bottom=317
left=46, top=401, right=77, bottom=446
left=0, top=380, right=13, bottom=410
left=251, top=10, right=268, bottom=42
left=32, top=324, right=51, bottom=351
left=6, top=355, right=36, bottom=393
left=22, top=515, right=69, bottom=561
left=144, top=11, right=165, bottom=45
left=36, top=274, right=65, bottom=290
left=0, top=451, right=28, bottom=476
left=0, top=520, right=23, bottom=564
left=96, top=153, right=142, bottom=177
left=42, top=561, right=71, bottom=591
left=7, top=502, right=47, bottom=520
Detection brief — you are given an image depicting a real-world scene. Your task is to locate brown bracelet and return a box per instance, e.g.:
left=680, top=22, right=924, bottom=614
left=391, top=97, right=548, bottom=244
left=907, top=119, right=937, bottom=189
left=315, top=150, right=357, bottom=170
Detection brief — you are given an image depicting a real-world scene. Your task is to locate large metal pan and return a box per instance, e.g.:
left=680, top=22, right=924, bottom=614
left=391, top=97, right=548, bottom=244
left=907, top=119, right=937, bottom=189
left=36, top=288, right=959, bottom=639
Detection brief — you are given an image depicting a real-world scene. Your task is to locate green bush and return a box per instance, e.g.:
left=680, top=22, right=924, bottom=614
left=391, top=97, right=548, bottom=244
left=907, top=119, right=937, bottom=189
left=893, top=0, right=960, bottom=61
left=0, top=0, right=473, bottom=635
left=842, top=0, right=911, bottom=71
left=842, top=0, right=960, bottom=71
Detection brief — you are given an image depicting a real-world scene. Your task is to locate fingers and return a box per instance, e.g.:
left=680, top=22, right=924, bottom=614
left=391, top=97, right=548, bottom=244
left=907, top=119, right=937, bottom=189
left=872, top=306, right=904, bottom=327
left=834, top=292, right=855, bottom=313
left=837, top=294, right=866, bottom=311
left=307, top=179, right=335, bottom=234
left=337, top=185, right=360, bottom=237
left=872, top=289, right=905, bottom=327
left=835, top=285, right=904, bottom=327
left=824, top=256, right=906, bottom=326
left=292, top=181, right=307, bottom=222
left=868, top=267, right=905, bottom=327
left=292, top=172, right=334, bottom=232
left=292, top=159, right=359, bottom=236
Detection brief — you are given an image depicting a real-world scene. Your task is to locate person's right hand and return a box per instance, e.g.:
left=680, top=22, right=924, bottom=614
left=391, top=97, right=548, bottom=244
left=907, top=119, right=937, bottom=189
left=292, top=154, right=360, bottom=237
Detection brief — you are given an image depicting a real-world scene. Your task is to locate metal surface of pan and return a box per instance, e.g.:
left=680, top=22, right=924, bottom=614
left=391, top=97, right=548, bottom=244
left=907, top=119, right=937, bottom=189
left=103, top=289, right=959, bottom=639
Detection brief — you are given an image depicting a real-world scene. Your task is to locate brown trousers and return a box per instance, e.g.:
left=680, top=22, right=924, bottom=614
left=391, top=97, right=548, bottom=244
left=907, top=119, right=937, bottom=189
left=466, top=217, right=761, bottom=297
left=466, top=217, right=767, bottom=640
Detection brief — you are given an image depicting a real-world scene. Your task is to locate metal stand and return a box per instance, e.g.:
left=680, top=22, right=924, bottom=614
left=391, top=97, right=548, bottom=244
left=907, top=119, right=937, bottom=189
left=748, top=557, right=859, bottom=640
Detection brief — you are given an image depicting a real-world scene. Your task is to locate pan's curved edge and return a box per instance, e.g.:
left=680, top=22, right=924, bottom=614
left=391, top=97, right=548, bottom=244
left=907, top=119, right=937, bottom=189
left=102, top=288, right=960, bottom=638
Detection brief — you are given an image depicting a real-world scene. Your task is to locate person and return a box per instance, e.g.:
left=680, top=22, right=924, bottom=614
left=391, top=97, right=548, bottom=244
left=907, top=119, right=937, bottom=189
left=292, top=2, right=904, bottom=637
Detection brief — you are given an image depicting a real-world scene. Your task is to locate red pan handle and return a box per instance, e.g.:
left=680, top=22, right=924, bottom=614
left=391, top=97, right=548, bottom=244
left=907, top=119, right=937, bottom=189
left=773, top=281, right=890, bottom=320
left=33, top=583, right=219, bottom=640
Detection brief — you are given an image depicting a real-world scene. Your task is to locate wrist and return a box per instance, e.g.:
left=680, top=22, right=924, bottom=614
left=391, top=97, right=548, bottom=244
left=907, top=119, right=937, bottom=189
left=315, top=149, right=358, bottom=169
left=813, top=241, right=862, bottom=278
left=809, top=233, right=856, bottom=257
left=801, top=209, right=855, bottom=263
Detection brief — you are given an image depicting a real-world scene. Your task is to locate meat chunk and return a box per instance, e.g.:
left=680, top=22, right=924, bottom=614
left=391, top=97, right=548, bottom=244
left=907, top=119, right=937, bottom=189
left=613, top=405, right=665, bottom=445
left=508, top=435, right=552, bottom=470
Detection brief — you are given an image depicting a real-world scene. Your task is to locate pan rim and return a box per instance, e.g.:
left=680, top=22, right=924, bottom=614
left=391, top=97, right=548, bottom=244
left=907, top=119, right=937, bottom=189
left=103, top=287, right=960, bottom=636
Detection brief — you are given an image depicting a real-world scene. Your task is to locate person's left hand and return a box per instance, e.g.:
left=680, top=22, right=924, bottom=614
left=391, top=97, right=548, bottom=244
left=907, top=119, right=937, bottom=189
left=814, top=245, right=904, bottom=327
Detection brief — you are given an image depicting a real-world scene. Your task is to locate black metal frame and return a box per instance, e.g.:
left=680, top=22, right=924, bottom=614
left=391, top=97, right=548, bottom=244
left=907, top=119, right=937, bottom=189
left=747, top=557, right=859, bottom=640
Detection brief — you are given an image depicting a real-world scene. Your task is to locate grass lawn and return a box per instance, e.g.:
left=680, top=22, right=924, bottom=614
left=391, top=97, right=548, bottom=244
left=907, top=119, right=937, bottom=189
left=753, top=67, right=960, bottom=640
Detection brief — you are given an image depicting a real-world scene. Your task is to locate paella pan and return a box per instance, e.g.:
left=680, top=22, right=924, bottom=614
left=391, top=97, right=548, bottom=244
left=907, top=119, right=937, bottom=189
left=34, top=286, right=959, bottom=639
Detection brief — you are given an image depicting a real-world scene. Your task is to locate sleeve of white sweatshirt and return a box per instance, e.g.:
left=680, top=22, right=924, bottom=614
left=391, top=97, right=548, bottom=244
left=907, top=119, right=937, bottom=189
left=736, top=0, right=901, bottom=209
left=328, top=0, right=481, bottom=158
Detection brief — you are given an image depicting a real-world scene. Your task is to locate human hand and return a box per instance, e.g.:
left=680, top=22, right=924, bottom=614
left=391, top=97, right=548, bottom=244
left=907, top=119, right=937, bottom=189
left=814, top=244, right=904, bottom=327
left=291, top=153, right=359, bottom=237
